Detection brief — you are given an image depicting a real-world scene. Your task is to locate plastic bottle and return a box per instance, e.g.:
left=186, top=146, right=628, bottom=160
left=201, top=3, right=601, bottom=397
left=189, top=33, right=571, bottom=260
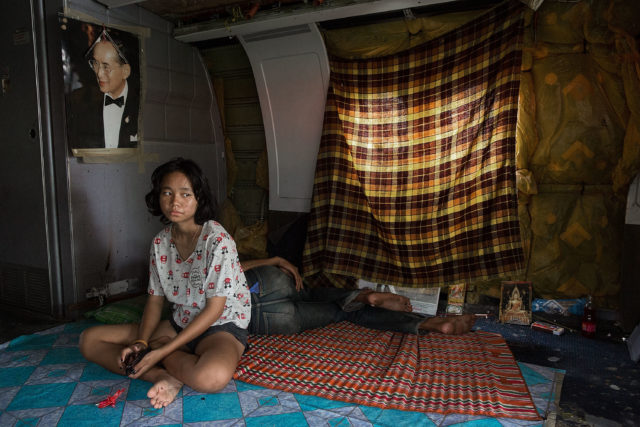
left=581, top=295, right=596, bottom=338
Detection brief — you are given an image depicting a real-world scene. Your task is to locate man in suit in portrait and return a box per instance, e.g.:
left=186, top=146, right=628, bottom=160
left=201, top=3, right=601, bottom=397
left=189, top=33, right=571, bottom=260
left=67, top=30, right=139, bottom=150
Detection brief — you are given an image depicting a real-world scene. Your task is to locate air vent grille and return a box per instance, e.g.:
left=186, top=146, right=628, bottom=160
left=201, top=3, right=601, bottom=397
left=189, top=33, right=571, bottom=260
left=0, top=263, right=51, bottom=315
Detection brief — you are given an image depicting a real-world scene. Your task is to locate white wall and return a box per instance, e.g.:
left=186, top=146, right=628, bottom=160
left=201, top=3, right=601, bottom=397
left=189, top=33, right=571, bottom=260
left=238, top=24, right=329, bottom=213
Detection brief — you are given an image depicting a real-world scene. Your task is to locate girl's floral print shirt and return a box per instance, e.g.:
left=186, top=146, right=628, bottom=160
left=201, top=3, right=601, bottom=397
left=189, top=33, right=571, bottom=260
left=148, top=220, right=250, bottom=329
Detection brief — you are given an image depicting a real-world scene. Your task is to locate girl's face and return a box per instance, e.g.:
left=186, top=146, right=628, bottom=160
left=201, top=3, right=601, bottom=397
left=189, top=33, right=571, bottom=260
left=159, top=171, right=198, bottom=226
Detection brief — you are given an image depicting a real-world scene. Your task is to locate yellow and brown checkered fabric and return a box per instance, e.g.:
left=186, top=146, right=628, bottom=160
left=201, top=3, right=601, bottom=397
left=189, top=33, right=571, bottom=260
left=303, top=1, right=526, bottom=288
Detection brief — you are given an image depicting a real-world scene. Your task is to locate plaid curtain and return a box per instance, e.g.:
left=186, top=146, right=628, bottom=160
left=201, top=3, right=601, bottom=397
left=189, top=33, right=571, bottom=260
left=303, top=1, right=526, bottom=288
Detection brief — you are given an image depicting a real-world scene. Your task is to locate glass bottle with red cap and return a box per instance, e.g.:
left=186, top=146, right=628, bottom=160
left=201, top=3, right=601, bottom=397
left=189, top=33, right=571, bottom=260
left=581, top=295, right=596, bottom=338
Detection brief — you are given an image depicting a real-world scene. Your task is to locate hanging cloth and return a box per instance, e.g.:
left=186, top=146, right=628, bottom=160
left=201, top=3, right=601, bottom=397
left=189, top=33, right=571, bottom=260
left=303, top=1, right=526, bottom=288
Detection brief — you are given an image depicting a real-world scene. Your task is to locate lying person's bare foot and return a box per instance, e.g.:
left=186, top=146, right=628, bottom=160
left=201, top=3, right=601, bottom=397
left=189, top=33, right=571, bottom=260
left=418, top=314, right=475, bottom=335
left=147, top=373, right=182, bottom=409
left=357, top=289, right=413, bottom=312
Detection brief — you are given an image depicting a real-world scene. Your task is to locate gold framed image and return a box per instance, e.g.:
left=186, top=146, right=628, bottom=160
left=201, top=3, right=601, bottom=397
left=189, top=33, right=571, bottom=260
left=446, top=283, right=466, bottom=314
left=499, top=281, right=532, bottom=325
left=60, top=16, right=142, bottom=158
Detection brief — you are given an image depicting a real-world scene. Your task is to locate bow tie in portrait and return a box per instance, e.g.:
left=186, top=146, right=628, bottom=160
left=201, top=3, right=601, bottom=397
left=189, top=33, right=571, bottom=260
left=104, top=96, right=124, bottom=107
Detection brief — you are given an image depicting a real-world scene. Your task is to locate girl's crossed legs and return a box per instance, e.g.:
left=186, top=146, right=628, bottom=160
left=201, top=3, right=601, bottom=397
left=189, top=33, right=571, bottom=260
left=79, top=321, right=244, bottom=408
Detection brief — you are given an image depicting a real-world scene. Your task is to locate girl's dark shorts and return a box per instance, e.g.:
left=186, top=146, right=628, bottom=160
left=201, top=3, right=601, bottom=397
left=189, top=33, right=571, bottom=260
left=169, top=317, right=248, bottom=352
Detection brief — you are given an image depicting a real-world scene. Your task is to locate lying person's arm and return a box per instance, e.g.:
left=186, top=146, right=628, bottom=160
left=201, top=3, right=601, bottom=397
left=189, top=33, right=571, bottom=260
left=242, top=256, right=303, bottom=291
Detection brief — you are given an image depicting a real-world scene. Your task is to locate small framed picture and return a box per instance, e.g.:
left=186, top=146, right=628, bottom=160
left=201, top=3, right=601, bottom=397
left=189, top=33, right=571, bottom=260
left=446, top=283, right=466, bottom=314
left=499, top=281, right=532, bottom=325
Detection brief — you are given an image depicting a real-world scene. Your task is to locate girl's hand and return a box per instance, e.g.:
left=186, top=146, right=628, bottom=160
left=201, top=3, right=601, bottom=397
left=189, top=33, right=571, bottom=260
left=127, top=347, right=165, bottom=379
left=118, top=344, right=139, bottom=371
left=273, top=257, right=304, bottom=291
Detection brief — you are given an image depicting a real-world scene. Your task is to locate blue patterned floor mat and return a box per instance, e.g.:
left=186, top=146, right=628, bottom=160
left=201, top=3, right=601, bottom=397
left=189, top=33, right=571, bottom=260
left=0, top=321, right=564, bottom=426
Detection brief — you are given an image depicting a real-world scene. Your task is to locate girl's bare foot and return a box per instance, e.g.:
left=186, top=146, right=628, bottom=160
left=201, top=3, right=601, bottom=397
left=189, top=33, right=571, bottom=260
left=357, top=289, right=413, bottom=312
left=418, top=314, right=475, bottom=335
left=147, top=373, right=183, bottom=408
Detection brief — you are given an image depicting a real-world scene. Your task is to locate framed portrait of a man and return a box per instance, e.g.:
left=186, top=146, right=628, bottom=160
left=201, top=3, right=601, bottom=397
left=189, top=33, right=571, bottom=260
left=60, top=17, right=142, bottom=158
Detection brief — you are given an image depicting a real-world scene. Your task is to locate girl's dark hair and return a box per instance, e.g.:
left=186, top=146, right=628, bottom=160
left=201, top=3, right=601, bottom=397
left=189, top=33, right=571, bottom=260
left=145, top=157, right=216, bottom=225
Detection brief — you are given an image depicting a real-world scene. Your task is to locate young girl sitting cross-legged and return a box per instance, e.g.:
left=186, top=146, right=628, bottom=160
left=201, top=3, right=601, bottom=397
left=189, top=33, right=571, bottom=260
left=79, top=157, right=250, bottom=409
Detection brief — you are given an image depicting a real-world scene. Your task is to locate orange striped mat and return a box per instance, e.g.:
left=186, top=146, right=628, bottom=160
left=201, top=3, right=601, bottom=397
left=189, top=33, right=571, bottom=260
left=234, top=321, right=541, bottom=420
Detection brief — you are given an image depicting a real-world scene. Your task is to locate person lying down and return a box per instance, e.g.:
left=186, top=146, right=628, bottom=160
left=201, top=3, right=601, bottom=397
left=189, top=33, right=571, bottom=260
left=243, top=256, right=476, bottom=337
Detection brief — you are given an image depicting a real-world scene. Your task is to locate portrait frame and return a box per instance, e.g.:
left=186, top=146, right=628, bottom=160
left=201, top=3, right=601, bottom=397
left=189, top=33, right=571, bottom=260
left=499, top=281, right=532, bottom=325
left=446, top=283, right=466, bottom=315
left=60, top=15, right=143, bottom=160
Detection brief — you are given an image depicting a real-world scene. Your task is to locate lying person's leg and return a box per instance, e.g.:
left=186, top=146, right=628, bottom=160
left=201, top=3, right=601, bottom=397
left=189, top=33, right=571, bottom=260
left=246, top=265, right=363, bottom=305
left=353, top=288, right=413, bottom=312
left=418, top=314, right=476, bottom=334
left=304, top=280, right=474, bottom=334
left=345, top=305, right=476, bottom=335
left=247, top=265, right=475, bottom=335
left=245, top=265, right=299, bottom=303
left=246, top=265, right=411, bottom=309
left=246, top=265, right=343, bottom=334
left=344, top=305, right=425, bottom=334
left=249, top=291, right=344, bottom=335
left=249, top=284, right=423, bottom=336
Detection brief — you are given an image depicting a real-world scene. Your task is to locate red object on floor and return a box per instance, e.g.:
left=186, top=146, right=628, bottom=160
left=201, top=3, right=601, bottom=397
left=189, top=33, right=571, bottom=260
left=96, top=388, right=125, bottom=408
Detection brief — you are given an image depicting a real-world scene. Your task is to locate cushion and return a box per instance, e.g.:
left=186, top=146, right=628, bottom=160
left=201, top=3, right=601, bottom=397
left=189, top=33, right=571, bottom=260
left=84, top=295, right=148, bottom=324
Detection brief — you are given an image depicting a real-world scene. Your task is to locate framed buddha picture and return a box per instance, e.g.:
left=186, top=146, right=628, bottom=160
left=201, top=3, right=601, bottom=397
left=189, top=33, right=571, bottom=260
left=499, top=281, right=532, bottom=325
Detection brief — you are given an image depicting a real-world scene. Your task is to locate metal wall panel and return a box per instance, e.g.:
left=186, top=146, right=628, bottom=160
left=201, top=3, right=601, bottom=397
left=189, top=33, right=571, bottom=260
left=67, top=142, right=221, bottom=295
left=0, top=0, right=49, bottom=269
left=0, top=0, right=52, bottom=315
left=238, top=24, right=330, bottom=212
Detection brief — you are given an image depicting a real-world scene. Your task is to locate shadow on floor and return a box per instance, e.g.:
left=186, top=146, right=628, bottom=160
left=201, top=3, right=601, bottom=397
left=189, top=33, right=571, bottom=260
left=0, top=308, right=69, bottom=345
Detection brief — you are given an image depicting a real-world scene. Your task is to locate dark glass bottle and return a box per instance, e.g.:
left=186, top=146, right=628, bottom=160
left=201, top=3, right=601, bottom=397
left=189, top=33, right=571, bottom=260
left=581, top=295, right=596, bottom=338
